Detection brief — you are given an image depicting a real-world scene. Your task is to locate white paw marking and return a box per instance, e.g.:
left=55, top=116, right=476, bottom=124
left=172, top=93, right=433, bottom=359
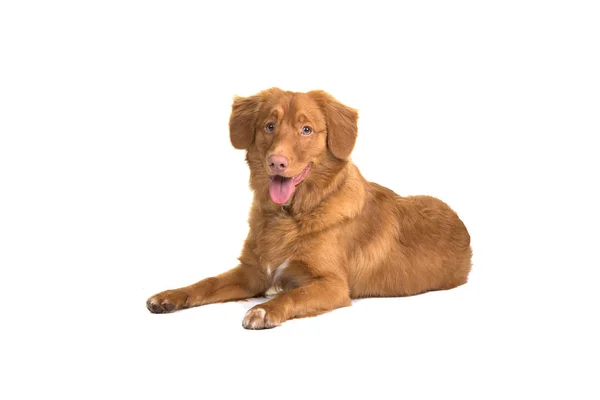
left=242, top=308, right=266, bottom=329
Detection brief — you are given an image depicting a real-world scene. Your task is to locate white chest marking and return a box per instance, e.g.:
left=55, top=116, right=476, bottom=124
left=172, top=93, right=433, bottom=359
left=273, top=258, right=290, bottom=282
left=264, top=258, right=290, bottom=297
left=264, top=286, right=283, bottom=297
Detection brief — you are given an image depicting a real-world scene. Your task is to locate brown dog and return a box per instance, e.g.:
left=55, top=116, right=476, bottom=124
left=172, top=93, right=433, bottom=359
left=146, top=88, right=472, bottom=329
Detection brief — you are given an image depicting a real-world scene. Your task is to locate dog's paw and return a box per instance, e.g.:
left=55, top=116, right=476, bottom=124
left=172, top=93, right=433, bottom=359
left=242, top=307, right=283, bottom=330
left=146, top=290, right=189, bottom=314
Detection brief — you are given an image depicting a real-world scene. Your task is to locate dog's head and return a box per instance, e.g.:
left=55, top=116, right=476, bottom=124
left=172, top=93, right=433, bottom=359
left=229, top=88, right=358, bottom=205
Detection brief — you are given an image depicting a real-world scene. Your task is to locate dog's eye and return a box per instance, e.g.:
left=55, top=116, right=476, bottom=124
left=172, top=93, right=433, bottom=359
left=301, top=126, right=313, bottom=135
left=265, top=123, right=275, bottom=133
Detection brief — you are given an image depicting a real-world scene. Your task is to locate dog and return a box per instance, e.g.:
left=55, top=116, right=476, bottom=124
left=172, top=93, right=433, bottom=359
left=146, top=88, right=472, bottom=329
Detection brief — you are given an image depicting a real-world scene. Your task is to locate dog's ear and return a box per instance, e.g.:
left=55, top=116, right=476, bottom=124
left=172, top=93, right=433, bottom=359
left=310, top=90, right=358, bottom=160
left=229, top=95, right=261, bottom=149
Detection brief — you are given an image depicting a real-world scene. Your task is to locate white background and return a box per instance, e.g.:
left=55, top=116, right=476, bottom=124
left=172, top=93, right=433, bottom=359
left=1, top=1, right=598, bottom=399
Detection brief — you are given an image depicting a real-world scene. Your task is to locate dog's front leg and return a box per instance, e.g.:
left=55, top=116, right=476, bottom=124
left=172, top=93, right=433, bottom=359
left=242, top=276, right=351, bottom=329
left=147, top=265, right=268, bottom=313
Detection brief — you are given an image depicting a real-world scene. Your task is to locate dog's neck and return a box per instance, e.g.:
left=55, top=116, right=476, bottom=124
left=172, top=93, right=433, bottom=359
left=289, top=160, right=351, bottom=215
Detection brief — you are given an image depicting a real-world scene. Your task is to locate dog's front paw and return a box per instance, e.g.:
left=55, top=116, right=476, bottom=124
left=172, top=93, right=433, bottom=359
left=146, top=290, right=189, bottom=314
left=242, top=306, right=283, bottom=330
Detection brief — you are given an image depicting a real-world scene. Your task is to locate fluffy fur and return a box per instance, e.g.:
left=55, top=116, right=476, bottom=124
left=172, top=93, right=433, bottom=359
left=147, top=88, right=472, bottom=329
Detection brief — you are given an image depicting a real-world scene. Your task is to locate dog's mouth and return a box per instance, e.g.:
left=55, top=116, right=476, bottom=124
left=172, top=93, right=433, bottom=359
left=268, top=163, right=312, bottom=204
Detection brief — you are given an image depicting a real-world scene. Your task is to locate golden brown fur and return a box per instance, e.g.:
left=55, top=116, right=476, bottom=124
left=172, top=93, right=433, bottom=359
left=147, top=88, right=472, bottom=329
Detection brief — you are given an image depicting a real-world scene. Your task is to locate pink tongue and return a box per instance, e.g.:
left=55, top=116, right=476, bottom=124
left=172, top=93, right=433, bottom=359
left=269, top=176, right=295, bottom=204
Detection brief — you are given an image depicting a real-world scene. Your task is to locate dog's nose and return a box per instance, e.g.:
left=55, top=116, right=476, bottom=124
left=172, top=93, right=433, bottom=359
left=268, top=155, right=289, bottom=174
